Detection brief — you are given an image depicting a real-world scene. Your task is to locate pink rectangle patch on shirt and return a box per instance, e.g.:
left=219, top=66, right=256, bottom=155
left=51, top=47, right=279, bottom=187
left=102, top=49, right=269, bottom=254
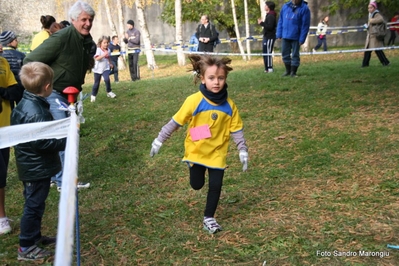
left=189, top=125, right=211, bottom=141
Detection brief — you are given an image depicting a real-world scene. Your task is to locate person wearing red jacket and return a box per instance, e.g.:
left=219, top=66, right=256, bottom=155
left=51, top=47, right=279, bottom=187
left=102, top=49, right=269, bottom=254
left=387, top=12, right=399, bottom=46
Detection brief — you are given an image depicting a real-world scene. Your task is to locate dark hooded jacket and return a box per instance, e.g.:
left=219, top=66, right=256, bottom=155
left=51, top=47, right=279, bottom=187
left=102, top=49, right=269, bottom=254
left=11, top=90, right=66, bottom=182
left=259, top=10, right=277, bottom=39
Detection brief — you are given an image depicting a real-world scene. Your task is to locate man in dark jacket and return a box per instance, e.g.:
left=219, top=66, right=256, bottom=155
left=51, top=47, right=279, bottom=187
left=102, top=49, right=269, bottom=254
left=196, top=15, right=219, bottom=52
left=23, top=1, right=94, bottom=191
left=11, top=62, right=66, bottom=261
left=276, top=0, right=311, bottom=77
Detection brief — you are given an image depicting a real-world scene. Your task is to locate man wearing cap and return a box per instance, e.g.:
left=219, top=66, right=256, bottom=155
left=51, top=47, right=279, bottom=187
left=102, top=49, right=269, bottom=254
left=24, top=1, right=94, bottom=192
left=0, top=31, right=25, bottom=98
left=123, top=20, right=141, bottom=81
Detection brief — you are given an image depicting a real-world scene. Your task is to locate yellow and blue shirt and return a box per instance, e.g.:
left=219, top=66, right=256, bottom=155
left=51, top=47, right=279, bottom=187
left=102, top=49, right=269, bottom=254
left=172, top=91, right=244, bottom=169
left=0, top=57, right=18, bottom=128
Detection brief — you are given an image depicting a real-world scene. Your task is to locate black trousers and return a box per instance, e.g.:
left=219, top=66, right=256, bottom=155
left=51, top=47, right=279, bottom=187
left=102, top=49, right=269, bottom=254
left=189, top=164, right=224, bottom=218
left=387, top=30, right=396, bottom=46
left=128, top=52, right=140, bottom=81
left=362, top=50, right=390, bottom=66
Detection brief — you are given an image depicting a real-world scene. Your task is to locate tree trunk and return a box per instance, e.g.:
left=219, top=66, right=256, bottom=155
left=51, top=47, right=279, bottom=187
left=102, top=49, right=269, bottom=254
left=244, top=0, right=251, bottom=60
left=175, top=0, right=185, bottom=66
left=104, top=0, right=117, bottom=36
left=116, top=0, right=126, bottom=70
left=135, top=0, right=157, bottom=69
left=231, top=0, right=246, bottom=60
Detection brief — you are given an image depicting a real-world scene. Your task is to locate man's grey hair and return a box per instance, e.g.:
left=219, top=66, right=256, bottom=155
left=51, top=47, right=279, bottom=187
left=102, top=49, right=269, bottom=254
left=68, top=1, right=95, bottom=21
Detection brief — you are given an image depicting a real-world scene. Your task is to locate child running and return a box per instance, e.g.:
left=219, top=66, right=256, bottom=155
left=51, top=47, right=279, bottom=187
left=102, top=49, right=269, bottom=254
left=90, top=35, right=116, bottom=102
left=150, top=54, right=248, bottom=234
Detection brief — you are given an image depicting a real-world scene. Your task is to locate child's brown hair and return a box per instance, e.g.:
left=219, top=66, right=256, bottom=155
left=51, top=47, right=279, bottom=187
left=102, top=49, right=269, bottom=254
left=188, top=54, right=233, bottom=84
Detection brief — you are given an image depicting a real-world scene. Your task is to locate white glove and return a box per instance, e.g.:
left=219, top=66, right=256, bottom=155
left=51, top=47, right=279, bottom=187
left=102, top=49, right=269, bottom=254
left=150, top=138, right=163, bottom=157
left=239, top=150, right=248, bottom=172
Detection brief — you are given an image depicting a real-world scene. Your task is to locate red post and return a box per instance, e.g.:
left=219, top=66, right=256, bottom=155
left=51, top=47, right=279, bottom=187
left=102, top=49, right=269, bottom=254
left=63, top=86, right=80, bottom=105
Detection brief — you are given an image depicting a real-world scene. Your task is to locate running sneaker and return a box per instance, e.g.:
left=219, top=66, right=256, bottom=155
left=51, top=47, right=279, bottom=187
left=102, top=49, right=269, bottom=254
left=107, top=91, right=116, bottom=98
left=203, top=217, right=222, bottom=234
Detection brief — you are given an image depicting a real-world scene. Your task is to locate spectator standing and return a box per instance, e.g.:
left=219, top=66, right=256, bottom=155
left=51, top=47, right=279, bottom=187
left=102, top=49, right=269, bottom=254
left=0, top=56, right=19, bottom=235
left=0, top=31, right=25, bottom=100
left=189, top=33, right=199, bottom=52
left=313, top=16, right=329, bottom=52
left=24, top=0, right=94, bottom=192
left=108, top=35, right=121, bottom=83
left=12, top=62, right=66, bottom=262
left=30, top=15, right=56, bottom=51
left=124, top=20, right=141, bottom=81
left=387, top=12, right=399, bottom=46
left=361, top=1, right=390, bottom=67
left=276, top=0, right=311, bottom=77
left=258, top=1, right=277, bottom=73
left=90, top=36, right=116, bottom=102
left=195, top=15, right=219, bottom=52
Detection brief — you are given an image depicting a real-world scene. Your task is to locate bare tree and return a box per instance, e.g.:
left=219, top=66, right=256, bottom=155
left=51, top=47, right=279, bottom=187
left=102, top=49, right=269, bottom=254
left=104, top=0, right=117, bottom=36
left=135, top=0, right=157, bottom=69
left=259, top=0, right=266, bottom=22
left=117, top=0, right=127, bottom=70
left=175, top=0, right=185, bottom=66
left=231, top=0, right=246, bottom=60
left=244, top=0, right=251, bottom=60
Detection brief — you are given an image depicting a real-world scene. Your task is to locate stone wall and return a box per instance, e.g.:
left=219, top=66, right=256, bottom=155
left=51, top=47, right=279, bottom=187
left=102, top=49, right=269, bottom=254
left=0, top=0, right=368, bottom=51
left=0, top=0, right=56, bottom=42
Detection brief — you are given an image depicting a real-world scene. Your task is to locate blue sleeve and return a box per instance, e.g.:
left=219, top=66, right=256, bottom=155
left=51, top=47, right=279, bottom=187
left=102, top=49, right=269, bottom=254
left=299, top=7, right=311, bottom=44
left=276, top=7, right=284, bottom=38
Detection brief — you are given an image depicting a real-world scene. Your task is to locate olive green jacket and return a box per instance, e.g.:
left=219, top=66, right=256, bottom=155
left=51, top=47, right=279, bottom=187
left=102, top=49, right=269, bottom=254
left=24, top=25, right=95, bottom=96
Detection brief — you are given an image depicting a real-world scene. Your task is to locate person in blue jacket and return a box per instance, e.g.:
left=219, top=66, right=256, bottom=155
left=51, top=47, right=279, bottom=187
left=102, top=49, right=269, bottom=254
left=189, top=33, right=199, bottom=52
left=276, top=0, right=311, bottom=77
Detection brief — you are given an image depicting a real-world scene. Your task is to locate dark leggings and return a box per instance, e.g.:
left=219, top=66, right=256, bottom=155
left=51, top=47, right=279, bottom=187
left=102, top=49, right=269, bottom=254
left=0, top=148, right=10, bottom=188
left=189, top=164, right=224, bottom=218
left=362, top=50, right=390, bottom=66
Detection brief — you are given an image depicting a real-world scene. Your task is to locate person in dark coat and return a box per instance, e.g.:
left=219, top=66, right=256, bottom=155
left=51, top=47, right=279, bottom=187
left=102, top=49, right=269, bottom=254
left=12, top=62, right=66, bottom=261
left=195, top=15, right=218, bottom=52
left=258, top=1, right=277, bottom=73
left=0, top=31, right=25, bottom=102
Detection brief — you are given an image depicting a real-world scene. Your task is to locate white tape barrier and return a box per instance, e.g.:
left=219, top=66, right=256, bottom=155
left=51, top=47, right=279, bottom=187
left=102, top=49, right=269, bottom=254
left=0, top=117, right=70, bottom=149
left=55, top=111, right=79, bottom=266
left=147, top=45, right=399, bottom=57
left=0, top=108, right=80, bottom=266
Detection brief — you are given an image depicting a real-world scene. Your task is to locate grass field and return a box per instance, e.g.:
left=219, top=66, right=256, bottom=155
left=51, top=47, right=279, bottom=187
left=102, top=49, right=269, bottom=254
left=1, top=49, right=399, bottom=265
